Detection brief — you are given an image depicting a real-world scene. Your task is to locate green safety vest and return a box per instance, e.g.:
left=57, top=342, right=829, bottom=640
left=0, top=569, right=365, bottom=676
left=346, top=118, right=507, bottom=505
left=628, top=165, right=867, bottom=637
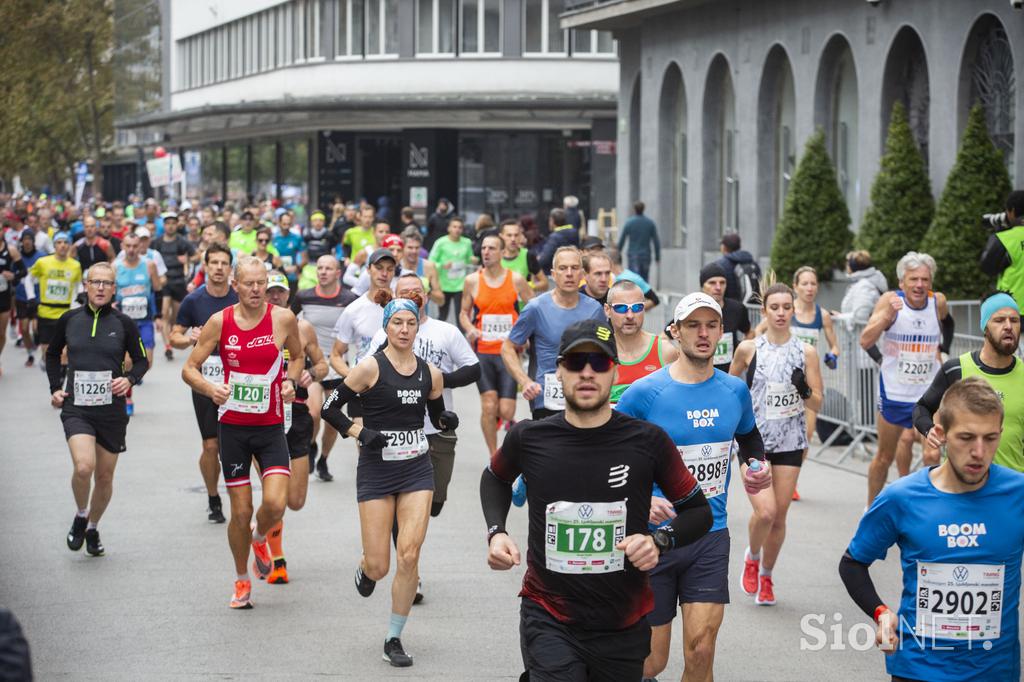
left=960, top=351, right=1024, bottom=472
left=996, top=226, right=1024, bottom=307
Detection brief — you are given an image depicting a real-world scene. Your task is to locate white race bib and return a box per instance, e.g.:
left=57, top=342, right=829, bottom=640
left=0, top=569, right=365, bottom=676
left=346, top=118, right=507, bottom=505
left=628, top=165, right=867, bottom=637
left=380, top=429, right=428, bottom=461
left=765, top=381, right=802, bottom=420
left=791, top=327, right=819, bottom=347
left=45, top=278, right=71, bottom=303
left=898, top=351, right=935, bottom=385
left=201, top=356, right=224, bottom=381
left=284, top=401, right=293, bottom=432
left=677, top=441, right=732, bottom=498
left=448, top=263, right=466, bottom=279
left=713, top=334, right=734, bottom=366
left=481, top=313, right=513, bottom=342
left=225, top=372, right=272, bottom=414
left=544, top=500, right=626, bottom=574
left=280, top=255, right=294, bottom=267
left=121, top=295, right=148, bottom=320
left=915, top=562, right=1004, bottom=641
left=543, top=373, right=565, bottom=410
left=74, top=370, right=112, bottom=406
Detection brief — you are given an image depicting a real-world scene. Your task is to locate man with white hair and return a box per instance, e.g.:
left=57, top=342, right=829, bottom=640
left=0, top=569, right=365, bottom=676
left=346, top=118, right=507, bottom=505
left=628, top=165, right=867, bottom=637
left=860, top=251, right=953, bottom=506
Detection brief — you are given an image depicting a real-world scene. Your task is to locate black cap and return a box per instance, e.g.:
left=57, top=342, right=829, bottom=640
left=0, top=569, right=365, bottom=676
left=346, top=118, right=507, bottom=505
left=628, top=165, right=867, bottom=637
left=368, top=247, right=397, bottom=266
left=699, top=262, right=727, bottom=286
left=580, top=235, right=604, bottom=250
left=558, top=319, right=618, bottom=362
left=240, top=210, right=254, bottom=219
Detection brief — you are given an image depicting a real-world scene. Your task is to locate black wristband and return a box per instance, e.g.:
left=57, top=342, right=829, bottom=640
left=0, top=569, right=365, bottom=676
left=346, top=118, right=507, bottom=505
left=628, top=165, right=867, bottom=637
left=486, top=525, right=507, bottom=544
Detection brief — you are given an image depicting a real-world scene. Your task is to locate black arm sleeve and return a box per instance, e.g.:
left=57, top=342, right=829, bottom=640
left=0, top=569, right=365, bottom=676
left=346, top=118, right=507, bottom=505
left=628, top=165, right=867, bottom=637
left=865, top=345, right=883, bottom=365
left=940, top=313, right=955, bottom=354
left=480, top=467, right=513, bottom=541
left=839, top=551, right=886, bottom=619
left=660, top=489, right=713, bottom=549
left=321, top=382, right=358, bottom=436
left=735, top=427, right=766, bottom=463
left=979, top=233, right=1011, bottom=277
left=427, top=394, right=448, bottom=430
left=443, top=362, right=481, bottom=389
left=644, top=288, right=660, bottom=307
left=120, top=314, right=150, bottom=384
left=912, top=358, right=960, bottom=436
left=46, top=313, right=70, bottom=393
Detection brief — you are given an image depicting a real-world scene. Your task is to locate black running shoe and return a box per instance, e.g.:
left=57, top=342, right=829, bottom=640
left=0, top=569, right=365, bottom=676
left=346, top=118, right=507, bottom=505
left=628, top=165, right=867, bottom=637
left=354, top=565, right=376, bottom=597
left=164, top=348, right=173, bottom=360
left=316, top=455, right=333, bottom=482
left=85, top=528, right=104, bottom=556
left=208, top=496, right=226, bottom=524
left=383, top=637, right=413, bottom=667
left=67, top=516, right=87, bottom=551
left=24, top=355, right=34, bottom=367
left=413, top=579, right=424, bottom=605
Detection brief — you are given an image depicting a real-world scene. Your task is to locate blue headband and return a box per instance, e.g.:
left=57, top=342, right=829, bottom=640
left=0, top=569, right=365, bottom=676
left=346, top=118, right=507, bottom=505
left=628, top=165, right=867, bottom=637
left=382, top=298, right=419, bottom=328
left=981, top=293, right=1020, bottom=331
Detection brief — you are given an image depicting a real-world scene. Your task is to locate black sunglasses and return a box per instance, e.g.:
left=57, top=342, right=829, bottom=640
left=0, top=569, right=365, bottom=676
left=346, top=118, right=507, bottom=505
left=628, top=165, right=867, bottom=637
left=558, top=352, right=615, bottom=373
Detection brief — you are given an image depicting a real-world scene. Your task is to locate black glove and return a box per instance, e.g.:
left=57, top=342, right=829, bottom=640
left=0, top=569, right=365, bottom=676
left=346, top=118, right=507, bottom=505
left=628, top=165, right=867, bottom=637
left=438, top=410, right=459, bottom=432
left=357, top=427, right=388, bottom=450
left=791, top=367, right=812, bottom=400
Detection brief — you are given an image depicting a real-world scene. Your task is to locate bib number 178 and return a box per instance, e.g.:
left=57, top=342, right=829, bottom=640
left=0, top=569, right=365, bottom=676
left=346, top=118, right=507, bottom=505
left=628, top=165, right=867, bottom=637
left=557, top=524, right=611, bottom=553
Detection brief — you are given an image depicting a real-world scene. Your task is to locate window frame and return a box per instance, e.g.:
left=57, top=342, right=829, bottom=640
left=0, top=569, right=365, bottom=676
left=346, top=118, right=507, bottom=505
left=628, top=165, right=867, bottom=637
left=523, top=0, right=568, bottom=56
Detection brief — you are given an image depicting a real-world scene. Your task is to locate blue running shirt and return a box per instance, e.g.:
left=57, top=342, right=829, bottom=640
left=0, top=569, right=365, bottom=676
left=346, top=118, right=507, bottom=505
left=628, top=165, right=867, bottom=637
left=848, top=465, right=1024, bottom=681
left=616, top=367, right=757, bottom=532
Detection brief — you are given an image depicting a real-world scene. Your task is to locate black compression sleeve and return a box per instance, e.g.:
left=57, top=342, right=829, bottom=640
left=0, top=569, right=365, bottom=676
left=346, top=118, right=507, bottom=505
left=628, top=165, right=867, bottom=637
left=912, top=358, right=959, bottom=436
left=735, top=427, right=766, bottom=463
left=46, top=313, right=70, bottom=393
left=979, top=234, right=1011, bottom=277
left=480, top=467, right=513, bottom=541
left=645, top=289, right=660, bottom=306
left=427, top=394, right=447, bottom=430
left=443, top=362, right=480, bottom=389
left=839, top=551, right=886, bottom=619
left=865, top=345, right=883, bottom=365
left=940, top=313, right=955, bottom=354
left=321, top=383, right=358, bottom=436
left=661, top=489, right=712, bottom=549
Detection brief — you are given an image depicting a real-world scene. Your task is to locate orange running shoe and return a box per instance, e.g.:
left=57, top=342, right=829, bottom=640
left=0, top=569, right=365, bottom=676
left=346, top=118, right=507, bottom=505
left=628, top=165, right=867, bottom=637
left=755, top=575, right=776, bottom=606
left=252, top=536, right=273, bottom=580
left=741, top=556, right=759, bottom=596
left=267, top=558, right=289, bottom=584
left=792, top=488, right=801, bottom=501
left=230, top=579, right=252, bottom=609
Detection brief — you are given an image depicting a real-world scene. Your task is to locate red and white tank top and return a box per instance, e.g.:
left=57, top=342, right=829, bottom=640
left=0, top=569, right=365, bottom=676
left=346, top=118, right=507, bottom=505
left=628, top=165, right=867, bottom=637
left=217, top=304, right=284, bottom=426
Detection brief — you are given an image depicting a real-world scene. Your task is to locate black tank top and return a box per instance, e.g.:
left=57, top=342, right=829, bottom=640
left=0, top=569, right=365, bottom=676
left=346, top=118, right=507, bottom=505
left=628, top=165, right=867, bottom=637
left=360, top=351, right=431, bottom=437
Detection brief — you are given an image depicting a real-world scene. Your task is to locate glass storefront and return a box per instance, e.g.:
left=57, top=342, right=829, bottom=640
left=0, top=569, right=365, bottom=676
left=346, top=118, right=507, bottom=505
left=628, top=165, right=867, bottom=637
left=250, top=142, right=276, bottom=202
left=226, top=145, right=248, bottom=206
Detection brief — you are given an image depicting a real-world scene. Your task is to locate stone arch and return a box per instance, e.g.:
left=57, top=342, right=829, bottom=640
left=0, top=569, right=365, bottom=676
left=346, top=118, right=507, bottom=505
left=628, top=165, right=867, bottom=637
left=757, top=44, right=796, bottom=254
left=880, top=26, right=930, bottom=163
left=702, top=53, right=737, bottom=244
left=815, top=33, right=860, bottom=219
left=628, top=74, right=642, bottom=204
left=658, top=62, right=687, bottom=247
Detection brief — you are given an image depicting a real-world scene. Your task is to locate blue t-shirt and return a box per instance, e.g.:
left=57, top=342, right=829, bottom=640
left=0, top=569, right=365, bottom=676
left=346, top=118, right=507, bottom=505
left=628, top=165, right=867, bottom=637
left=15, top=251, right=44, bottom=300
left=273, top=232, right=306, bottom=279
left=507, top=291, right=606, bottom=410
left=175, top=284, right=239, bottom=356
left=848, top=465, right=1024, bottom=681
left=616, top=367, right=756, bottom=533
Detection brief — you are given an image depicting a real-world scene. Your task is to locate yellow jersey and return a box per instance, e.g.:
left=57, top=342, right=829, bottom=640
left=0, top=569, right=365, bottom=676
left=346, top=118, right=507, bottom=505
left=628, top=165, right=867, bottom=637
left=30, top=255, right=82, bottom=319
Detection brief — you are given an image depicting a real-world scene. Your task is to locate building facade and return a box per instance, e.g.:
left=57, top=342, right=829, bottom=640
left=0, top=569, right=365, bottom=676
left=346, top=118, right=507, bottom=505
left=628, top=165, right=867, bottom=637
left=112, top=0, right=619, bottom=226
left=565, top=0, right=1024, bottom=280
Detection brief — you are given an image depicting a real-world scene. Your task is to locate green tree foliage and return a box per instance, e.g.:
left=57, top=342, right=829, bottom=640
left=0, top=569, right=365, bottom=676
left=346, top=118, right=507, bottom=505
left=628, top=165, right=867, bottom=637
left=920, top=104, right=1012, bottom=299
left=0, top=0, right=114, bottom=190
left=770, top=129, right=854, bottom=283
left=857, top=102, right=934, bottom=288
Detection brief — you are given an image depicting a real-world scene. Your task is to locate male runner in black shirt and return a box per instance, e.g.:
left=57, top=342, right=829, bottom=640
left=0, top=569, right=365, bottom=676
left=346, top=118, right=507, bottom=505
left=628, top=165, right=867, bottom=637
left=481, top=319, right=712, bottom=681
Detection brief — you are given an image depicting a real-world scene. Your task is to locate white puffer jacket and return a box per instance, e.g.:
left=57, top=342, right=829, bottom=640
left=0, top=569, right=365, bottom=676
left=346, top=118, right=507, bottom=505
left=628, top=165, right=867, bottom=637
left=840, top=267, right=888, bottom=326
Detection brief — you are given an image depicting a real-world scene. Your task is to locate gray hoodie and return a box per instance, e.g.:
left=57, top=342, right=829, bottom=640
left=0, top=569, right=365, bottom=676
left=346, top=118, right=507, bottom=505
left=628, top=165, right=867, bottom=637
left=840, top=267, right=888, bottom=325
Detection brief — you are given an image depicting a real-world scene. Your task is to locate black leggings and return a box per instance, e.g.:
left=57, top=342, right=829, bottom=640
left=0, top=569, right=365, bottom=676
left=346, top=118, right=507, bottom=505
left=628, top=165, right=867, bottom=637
left=439, top=291, right=462, bottom=323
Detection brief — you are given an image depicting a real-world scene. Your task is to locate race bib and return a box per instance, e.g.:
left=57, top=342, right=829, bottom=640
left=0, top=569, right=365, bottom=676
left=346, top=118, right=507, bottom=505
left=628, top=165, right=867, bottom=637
left=120, top=295, right=149, bottom=320
left=543, top=373, right=565, bottom=410
left=74, top=370, right=112, bottom=406
left=45, top=278, right=71, bottom=303
left=225, top=372, right=272, bottom=414
left=283, top=401, right=292, bottom=432
left=545, top=500, right=626, bottom=574
left=380, top=429, right=428, bottom=461
left=280, top=255, right=293, bottom=266
left=915, top=562, right=1004, bottom=641
left=677, top=441, right=732, bottom=498
left=791, top=327, right=819, bottom=347
left=765, top=381, right=802, bottom=420
left=898, top=351, right=935, bottom=385
left=713, top=334, right=734, bottom=366
left=481, top=313, right=513, bottom=342
left=201, top=356, right=224, bottom=381
left=448, top=263, right=466, bottom=279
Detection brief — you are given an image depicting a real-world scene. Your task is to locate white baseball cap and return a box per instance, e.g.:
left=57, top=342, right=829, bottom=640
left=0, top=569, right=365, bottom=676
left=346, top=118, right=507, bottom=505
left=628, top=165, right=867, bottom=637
left=134, top=227, right=152, bottom=239
left=673, top=292, right=723, bottom=322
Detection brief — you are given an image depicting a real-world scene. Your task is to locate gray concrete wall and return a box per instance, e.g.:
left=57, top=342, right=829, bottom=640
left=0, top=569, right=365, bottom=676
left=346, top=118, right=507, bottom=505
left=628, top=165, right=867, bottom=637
left=614, top=0, right=1024, bottom=290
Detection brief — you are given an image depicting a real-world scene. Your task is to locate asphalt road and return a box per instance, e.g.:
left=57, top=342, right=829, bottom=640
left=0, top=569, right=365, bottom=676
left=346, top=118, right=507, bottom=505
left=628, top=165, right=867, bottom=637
left=0, top=338, right=919, bottom=681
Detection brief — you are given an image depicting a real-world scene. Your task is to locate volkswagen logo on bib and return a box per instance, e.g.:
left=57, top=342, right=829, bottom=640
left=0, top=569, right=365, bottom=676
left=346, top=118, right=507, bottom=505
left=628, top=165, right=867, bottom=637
left=702, top=445, right=712, bottom=456
left=578, top=504, right=594, bottom=520
left=953, top=566, right=970, bottom=583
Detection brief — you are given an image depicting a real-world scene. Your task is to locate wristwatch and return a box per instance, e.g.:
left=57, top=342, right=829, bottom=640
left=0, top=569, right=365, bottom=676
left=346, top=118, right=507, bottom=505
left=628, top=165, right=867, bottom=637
left=652, top=528, right=674, bottom=554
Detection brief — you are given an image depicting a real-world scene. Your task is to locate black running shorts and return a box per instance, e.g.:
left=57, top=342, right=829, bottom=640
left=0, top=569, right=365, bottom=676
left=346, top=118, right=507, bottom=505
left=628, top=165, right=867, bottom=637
left=286, top=402, right=313, bottom=459
left=165, top=281, right=188, bottom=303
left=647, top=528, right=730, bottom=626
left=355, top=447, right=433, bottom=503
left=191, top=391, right=219, bottom=440
left=15, top=299, right=37, bottom=319
left=37, top=317, right=60, bottom=345
left=519, top=598, right=650, bottom=682
left=0, top=290, right=11, bottom=313
left=476, top=353, right=517, bottom=399
left=218, top=422, right=291, bottom=488
left=61, top=409, right=128, bottom=454
left=766, top=449, right=804, bottom=468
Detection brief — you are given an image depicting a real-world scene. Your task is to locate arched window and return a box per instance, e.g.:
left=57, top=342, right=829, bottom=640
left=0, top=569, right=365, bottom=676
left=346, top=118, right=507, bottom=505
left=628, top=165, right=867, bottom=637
left=703, top=55, right=737, bottom=241
left=816, top=36, right=859, bottom=220
left=881, top=27, right=930, bottom=163
left=628, top=76, right=641, bottom=205
left=961, top=15, right=1016, bottom=181
left=659, top=64, right=687, bottom=247
left=758, top=45, right=796, bottom=247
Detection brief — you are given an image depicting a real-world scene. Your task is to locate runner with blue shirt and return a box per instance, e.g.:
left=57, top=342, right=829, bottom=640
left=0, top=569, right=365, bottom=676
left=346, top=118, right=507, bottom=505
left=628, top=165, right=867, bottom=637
left=840, top=377, right=1024, bottom=682
left=115, top=233, right=163, bottom=415
left=616, top=292, right=771, bottom=682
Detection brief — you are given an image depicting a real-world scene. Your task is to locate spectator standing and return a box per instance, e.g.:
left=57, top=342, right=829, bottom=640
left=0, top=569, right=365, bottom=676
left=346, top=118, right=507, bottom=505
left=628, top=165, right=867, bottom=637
left=537, top=208, right=579, bottom=275
left=425, top=198, right=455, bottom=250
left=980, top=189, right=1024, bottom=307
left=839, top=250, right=888, bottom=326
left=712, top=233, right=761, bottom=305
left=563, top=195, right=584, bottom=230
left=616, top=201, right=660, bottom=282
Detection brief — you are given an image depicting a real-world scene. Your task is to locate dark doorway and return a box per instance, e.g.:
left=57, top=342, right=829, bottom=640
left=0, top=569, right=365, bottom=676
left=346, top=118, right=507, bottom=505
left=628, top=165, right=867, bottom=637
left=356, top=135, right=402, bottom=226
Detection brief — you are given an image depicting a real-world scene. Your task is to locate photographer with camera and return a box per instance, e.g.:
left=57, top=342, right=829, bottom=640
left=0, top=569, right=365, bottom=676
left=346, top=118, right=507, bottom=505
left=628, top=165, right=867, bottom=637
left=979, top=190, right=1024, bottom=305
